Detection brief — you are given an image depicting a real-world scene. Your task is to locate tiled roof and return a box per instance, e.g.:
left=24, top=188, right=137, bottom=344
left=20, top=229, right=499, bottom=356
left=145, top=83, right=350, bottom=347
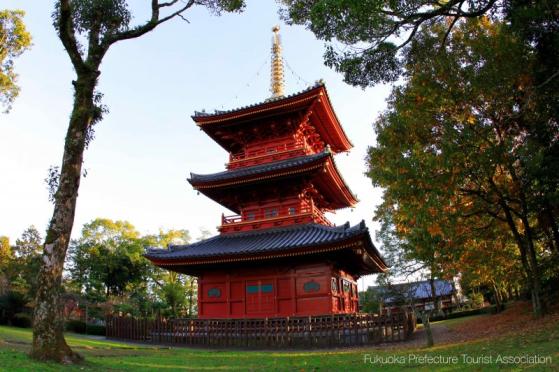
left=192, top=82, right=324, bottom=119
left=188, top=150, right=330, bottom=185
left=369, top=279, right=456, bottom=303
left=145, top=221, right=383, bottom=264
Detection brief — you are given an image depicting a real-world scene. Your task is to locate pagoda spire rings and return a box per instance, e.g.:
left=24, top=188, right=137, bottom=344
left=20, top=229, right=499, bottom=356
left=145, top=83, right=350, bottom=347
left=270, top=25, right=285, bottom=98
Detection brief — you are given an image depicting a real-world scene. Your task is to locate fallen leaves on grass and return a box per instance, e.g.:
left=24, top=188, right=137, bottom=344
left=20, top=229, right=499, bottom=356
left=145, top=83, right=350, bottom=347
left=451, top=301, right=559, bottom=342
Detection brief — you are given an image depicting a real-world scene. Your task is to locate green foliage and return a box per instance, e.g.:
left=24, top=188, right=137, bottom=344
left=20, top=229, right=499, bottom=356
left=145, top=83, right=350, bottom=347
left=0, top=9, right=32, bottom=112
left=281, top=0, right=502, bottom=86
left=358, top=288, right=381, bottom=313
left=54, top=0, right=132, bottom=35
left=0, top=227, right=43, bottom=312
left=469, top=293, right=485, bottom=309
left=6, top=226, right=44, bottom=300
left=68, top=218, right=151, bottom=299
left=282, top=1, right=558, bottom=90
left=66, top=218, right=197, bottom=319
left=13, top=226, right=42, bottom=258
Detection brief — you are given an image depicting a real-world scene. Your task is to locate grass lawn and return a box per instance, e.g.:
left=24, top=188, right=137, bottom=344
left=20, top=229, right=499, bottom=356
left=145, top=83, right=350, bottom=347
left=0, top=312, right=557, bottom=371
left=416, top=313, right=489, bottom=330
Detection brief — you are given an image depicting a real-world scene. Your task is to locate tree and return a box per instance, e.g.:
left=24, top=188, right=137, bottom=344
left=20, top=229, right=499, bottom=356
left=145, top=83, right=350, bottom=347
left=144, top=229, right=195, bottom=318
left=68, top=219, right=149, bottom=300
left=358, top=287, right=381, bottom=314
left=375, top=214, right=449, bottom=347
left=14, top=226, right=42, bottom=258
left=0, top=9, right=32, bottom=112
left=10, top=226, right=44, bottom=299
left=0, top=236, right=12, bottom=273
left=34, top=1, right=245, bottom=363
left=68, top=222, right=195, bottom=319
left=367, top=18, right=557, bottom=317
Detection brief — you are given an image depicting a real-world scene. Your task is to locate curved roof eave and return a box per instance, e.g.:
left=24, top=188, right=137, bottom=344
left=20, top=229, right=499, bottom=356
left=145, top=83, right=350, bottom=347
left=145, top=221, right=386, bottom=273
left=192, top=83, right=353, bottom=153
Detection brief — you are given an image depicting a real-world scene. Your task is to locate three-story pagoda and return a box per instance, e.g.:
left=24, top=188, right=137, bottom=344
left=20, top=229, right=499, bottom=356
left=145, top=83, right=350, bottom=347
left=145, top=27, right=387, bottom=318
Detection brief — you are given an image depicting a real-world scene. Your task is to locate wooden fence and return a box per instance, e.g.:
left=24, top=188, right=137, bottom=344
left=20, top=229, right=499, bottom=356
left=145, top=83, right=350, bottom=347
left=106, top=312, right=416, bottom=348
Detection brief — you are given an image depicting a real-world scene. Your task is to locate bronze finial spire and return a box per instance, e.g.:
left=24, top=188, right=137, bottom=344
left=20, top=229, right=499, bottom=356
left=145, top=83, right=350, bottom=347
left=270, top=25, right=285, bottom=98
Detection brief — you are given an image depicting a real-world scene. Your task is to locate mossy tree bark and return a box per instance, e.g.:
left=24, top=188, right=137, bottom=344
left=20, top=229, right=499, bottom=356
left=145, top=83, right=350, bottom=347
left=31, top=72, right=98, bottom=363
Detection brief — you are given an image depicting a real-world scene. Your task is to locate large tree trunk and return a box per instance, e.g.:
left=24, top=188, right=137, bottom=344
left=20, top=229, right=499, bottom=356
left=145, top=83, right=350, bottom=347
left=31, top=73, right=98, bottom=363
left=500, top=200, right=545, bottom=318
left=429, top=277, right=441, bottom=314
left=420, top=310, right=434, bottom=347
left=543, top=202, right=559, bottom=255
left=491, top=281, right=503, bottom=312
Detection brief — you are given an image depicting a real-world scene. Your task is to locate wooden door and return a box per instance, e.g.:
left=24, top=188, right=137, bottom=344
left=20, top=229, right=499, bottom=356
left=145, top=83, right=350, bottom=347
left=246, top=280, right=275, bottom=315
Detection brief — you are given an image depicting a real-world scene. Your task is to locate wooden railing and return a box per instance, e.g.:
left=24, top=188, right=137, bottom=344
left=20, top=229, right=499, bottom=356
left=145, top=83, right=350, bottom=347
left=228, top=140, right=312, bottom=169
left=106, top=312, right=416, bottom=349
left=230, top=140, right=307, bottom=161
left=220, top=200, right=333, bottom=233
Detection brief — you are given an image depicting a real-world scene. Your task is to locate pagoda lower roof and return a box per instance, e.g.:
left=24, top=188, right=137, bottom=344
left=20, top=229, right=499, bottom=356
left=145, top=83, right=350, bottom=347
left=145, top=221, right=387, bottom=275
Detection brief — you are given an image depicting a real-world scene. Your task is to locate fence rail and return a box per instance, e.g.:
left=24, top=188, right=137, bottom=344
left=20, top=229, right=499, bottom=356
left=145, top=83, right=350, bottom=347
left=106, top=312, right=416, bottom=348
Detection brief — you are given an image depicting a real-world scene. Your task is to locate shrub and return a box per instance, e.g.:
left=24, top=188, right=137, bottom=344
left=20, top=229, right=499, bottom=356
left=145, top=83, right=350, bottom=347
left=86, top=324, right=106, bottom=336
left=65, top=320, right=86, bottom=334
left=0, top=291, right=27, bottom=324
left=470, top=292, right=485, bottom=308
left=11, top=312, right=32, bottom=328
left=65, top=320, right=106, bottom=335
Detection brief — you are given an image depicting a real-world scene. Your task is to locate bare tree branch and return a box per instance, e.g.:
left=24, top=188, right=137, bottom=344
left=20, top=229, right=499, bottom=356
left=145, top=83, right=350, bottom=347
left=102, top=0, right=195, bottom=46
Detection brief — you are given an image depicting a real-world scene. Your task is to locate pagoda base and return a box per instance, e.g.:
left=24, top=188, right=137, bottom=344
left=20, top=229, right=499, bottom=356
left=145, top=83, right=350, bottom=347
left=198, top=262, right=359, bottom=318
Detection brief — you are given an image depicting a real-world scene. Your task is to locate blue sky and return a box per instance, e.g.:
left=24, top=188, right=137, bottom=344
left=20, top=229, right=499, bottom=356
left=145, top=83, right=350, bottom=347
left=1, top=0, right=391, bottom=287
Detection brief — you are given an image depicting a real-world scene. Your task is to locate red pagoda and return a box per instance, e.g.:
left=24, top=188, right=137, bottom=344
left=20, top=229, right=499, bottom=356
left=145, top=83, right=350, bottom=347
left=145, top=27, right=387, bottom=319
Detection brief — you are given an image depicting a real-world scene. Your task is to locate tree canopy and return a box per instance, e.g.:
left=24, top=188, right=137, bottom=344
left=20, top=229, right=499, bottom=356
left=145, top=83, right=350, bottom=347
left=0, top=9, right=31, bottom=112
left=281, top=0, right=558, bottom=87
left=368, top=16, right=557, bottom=317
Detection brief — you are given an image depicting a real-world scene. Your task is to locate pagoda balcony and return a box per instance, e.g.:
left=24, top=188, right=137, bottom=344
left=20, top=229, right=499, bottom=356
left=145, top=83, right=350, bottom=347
left=227, top=140, right=313, bottom=169
left=219, top=201, right=332, bottom=233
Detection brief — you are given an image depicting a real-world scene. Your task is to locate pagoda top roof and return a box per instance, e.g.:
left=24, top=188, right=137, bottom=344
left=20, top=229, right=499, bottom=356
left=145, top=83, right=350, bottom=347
left=192, top=83, right=323, bottom=119
left=145, top=221, right=387, bottom=274
left=191, top=82, right=353, bottom=153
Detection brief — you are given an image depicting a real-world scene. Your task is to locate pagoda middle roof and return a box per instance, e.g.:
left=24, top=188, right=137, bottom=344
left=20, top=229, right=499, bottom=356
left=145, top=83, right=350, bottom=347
left=189, top=150, right=329, bottom=185
left=188, top=150, right=357, bottom=212
left=144, top=221, right=387, bottom=274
